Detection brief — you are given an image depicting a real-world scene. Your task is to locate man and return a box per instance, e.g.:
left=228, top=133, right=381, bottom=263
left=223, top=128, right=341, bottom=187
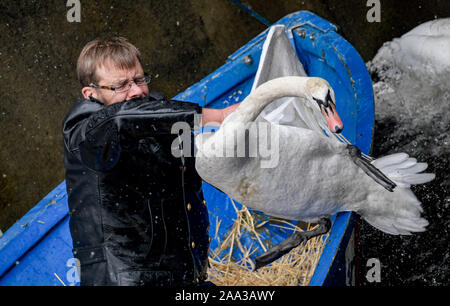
left=63, top=37, right=238, bottom=286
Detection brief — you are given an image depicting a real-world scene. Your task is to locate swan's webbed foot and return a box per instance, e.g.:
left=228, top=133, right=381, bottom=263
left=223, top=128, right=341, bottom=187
left=254, top=218, right=331, bottom=271
left=347, top=144, right=396, bottom=192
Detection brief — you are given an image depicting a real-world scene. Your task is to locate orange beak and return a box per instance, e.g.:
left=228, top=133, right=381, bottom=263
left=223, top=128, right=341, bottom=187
left=321, top=102, right=343, bottom=133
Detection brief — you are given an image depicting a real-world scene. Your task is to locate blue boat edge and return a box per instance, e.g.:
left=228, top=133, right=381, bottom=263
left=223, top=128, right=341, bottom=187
left=0, top=10, right=374, bottom=286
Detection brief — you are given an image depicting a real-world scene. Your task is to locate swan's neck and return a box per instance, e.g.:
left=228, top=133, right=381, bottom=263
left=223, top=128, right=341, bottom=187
left=225, top=76, right=311, bottom=125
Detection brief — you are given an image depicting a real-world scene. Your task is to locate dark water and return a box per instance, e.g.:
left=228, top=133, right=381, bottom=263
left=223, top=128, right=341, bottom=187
left=358, top=123, right=449, bottom=285
left=356, top=47, right=449, bottom=285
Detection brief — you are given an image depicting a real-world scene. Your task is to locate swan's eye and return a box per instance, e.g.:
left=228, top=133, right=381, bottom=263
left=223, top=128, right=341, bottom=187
left=313, top=97, right=328, bottom=108
left=326, top=89, right=333, bottom=104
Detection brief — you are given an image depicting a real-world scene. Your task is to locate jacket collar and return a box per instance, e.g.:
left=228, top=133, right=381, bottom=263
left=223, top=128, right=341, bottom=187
left=87, top=91, right=165, bottom=106
left=88, top=96, right=105, bottom=105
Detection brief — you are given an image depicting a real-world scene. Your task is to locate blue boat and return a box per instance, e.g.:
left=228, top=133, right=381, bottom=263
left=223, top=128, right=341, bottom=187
left=0, top=11, right=373, bottom=286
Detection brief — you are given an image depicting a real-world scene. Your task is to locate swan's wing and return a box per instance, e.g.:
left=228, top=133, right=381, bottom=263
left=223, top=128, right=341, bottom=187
left=252, top=25, right=334, bottom=139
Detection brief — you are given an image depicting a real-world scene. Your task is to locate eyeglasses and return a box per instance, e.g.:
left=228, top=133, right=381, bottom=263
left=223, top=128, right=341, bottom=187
left=89, top=74, right=152, bottom=93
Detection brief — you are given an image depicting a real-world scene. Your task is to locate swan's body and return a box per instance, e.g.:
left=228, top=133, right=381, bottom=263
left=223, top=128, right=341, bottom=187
left=195, top=76, right=434, bottom=235
left=194, top=24, right=435, bottom=268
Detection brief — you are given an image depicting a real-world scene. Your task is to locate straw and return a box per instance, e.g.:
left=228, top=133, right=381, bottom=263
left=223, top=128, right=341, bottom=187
left=207, top=200, right=328, bottom=286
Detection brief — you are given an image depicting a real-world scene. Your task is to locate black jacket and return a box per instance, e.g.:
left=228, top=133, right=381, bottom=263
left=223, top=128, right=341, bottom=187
left=62, top=92, right=209, bottom=286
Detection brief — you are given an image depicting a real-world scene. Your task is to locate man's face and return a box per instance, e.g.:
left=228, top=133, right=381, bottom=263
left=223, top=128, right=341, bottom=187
left=83, top=61, right=149, bottom=106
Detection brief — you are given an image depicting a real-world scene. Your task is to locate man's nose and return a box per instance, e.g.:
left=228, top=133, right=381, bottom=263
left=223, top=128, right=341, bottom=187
left=126, top=82, right=145, bottom=100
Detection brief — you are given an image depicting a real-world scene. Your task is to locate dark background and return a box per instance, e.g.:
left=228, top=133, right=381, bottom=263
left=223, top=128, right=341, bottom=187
left=0, top=0, right=448, bottom=286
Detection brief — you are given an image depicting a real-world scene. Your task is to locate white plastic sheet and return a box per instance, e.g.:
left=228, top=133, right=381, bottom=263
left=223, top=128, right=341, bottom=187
left=253, top=25, right=309, bottom=129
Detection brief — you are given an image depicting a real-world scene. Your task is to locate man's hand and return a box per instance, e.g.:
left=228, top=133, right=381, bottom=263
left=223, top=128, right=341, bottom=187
left=201, top=103, right=240, bottom=126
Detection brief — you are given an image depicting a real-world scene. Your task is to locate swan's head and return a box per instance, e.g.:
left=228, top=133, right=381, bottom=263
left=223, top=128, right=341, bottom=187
left=306, top=78, right=344, bottom=133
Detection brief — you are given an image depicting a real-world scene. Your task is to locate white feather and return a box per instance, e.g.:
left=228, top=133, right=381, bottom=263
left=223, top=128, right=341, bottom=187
left=372, top=153, right=435, bottom=187
left=379, top=158, right=419, bottom=174
left=371, top=153, right=409, bottom=169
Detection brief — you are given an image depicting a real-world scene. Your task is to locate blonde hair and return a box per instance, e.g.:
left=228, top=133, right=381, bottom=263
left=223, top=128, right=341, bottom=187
left=77, top=37, right=142, bottom=86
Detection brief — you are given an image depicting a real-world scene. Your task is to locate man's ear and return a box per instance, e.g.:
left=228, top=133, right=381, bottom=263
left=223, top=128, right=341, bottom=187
left=82, top=86, right=96, bottom=100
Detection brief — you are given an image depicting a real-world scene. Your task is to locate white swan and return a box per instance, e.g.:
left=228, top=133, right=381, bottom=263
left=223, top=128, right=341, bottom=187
left=196, top=75, right=433, bottom=225
left=195, top=76, right=434, bottom=267
left=194, top=26, right=435, bottom=268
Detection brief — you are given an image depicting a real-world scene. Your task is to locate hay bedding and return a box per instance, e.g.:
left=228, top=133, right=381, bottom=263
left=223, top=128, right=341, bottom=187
left=207, top=200, right=329, bottom=286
